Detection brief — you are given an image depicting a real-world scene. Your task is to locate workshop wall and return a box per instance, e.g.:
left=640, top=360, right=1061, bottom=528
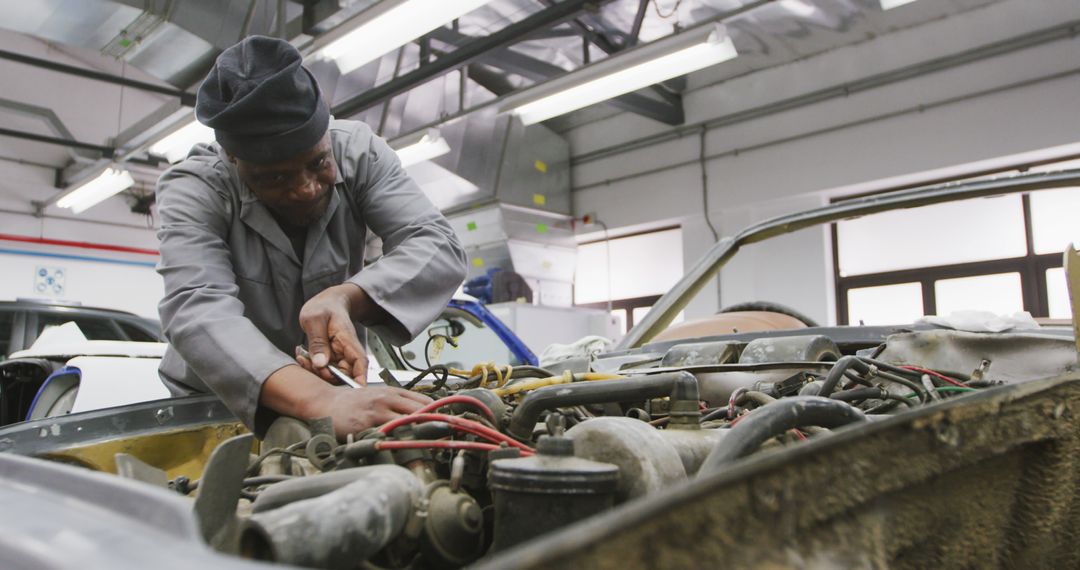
left=567, top=0, right=1080, bottom=325
left=0, top=207, right=162, bottom=318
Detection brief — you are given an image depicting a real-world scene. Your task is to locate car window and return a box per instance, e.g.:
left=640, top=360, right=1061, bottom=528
left=119, top=322, right=159, bottom=342
left=0, top=310, right=14, bottom=360
left=36, top=313, right=122, bottom=341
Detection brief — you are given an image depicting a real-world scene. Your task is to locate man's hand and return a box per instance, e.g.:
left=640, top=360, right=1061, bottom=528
left=260, top=365, right=432, bottom=440
left=298, top=283, right=371, bottom=384
left=310, top=386, right=432, bottom=440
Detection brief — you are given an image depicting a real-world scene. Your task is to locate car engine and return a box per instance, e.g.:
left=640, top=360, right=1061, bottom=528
left=148, top=326, right=1076, bottom=569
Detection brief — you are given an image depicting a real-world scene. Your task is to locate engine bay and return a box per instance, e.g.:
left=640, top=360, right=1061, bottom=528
left=61, top=325, right=1063, bottom=569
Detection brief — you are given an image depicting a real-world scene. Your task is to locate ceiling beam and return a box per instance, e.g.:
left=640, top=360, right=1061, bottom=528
left=629, top=0, right=650, bottom=46
left=331, top=0, right=615, bottom=119
left=0, top=49, right=195, bottom=106
left=536, top=0, right=682, bottom=104
left=0, top=127, right=115, bottom=158
left=430, top=28, right=684, bottom=125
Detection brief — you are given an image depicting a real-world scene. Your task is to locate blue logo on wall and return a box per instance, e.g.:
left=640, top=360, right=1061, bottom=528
left=35, top=266, right=66, bottom=296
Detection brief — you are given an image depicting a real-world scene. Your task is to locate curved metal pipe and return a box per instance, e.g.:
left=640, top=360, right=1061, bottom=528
left=251, top=468, right=386, bottom=514
left=507, top=372, right=699, bottom=440
left=699, top=396, right=866, bottom=475
left=241, top=465, right=422, bottom=568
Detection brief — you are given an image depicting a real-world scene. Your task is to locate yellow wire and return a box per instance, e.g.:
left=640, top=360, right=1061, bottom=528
left=491, top=372, right=624, bottom=398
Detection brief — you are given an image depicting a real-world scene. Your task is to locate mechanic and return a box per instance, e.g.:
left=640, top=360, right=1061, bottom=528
left=154, top=36, right=468, bottom=440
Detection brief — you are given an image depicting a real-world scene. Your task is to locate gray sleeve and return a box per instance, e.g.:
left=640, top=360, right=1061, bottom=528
left=156, top=165, right=294, bottom=431
left=345, top=128, right=468, bottom=345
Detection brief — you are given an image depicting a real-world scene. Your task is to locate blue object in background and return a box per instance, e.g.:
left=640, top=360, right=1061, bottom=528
left=26, top=366, right=80, bottom=421
left=462, top=268, right=502, bottom=305
left=449, top=298, right=538, bottom=366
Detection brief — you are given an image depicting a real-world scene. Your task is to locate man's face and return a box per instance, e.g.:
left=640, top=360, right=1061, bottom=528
left=232, top=135, right=336, bottom=228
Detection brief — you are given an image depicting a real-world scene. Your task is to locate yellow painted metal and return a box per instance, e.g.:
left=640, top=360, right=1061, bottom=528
left=41, top=422, right=248, bottom=481
left=1065, top=245, right=1080, bottom=357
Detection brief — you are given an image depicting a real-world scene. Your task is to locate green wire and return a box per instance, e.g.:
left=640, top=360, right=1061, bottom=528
left=904, top=386, right=979, bottom=399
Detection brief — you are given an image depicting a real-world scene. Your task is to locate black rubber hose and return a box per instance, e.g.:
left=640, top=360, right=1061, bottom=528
left=701, top=407, right=731, bottom=422
left=699, top=396, right=867, bottom=475
left=872, top=371, right=929, bottom=403
left=820, top=356, right=928, bottom=403
left=506, top=371, right=699, bottom=440
left=818, top=356, right=872, bottom=398
left=864, top=394, right=915, bottom=414
left=829, top=387, right=885, bottom=403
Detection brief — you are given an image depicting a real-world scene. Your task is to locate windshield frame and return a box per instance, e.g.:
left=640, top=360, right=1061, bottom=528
left=618, top=168, right=1080, bottom=350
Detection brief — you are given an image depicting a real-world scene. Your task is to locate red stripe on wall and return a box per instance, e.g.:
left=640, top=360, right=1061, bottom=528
left=0, top=233, right=159, bottom=256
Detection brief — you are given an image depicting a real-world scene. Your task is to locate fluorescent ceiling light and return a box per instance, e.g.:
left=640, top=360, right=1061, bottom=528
left=57, top=168, right=135, bottom=214
left=149, top=119, right=214, bottom=163
left=318, top=0, right=496, bottom=75
left=880, top=0, right=919, bottom=9
left=500, top=24, right=738, bottom=125
left=392, top=129, right=451, bottom=167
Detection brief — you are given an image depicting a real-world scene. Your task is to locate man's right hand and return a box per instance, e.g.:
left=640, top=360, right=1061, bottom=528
left=308, top=385, right=431, bottom=439
left=260, top=364, right=431, bottom=440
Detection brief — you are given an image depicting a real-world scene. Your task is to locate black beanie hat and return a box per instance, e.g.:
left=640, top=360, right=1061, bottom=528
left=196, top=36, right=330, bottom=163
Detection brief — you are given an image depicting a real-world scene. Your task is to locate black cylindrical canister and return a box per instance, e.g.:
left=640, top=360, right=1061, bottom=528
left=489, top=435, right=619, bottom=551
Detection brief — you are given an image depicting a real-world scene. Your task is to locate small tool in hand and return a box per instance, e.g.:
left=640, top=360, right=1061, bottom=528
left=296, top=345, right=362, bottom=389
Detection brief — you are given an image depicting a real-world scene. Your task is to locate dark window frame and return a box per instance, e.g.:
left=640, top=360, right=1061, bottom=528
left=832, top=173, right=1076, bottom=324
left=578, top=294, right=662, bottom=332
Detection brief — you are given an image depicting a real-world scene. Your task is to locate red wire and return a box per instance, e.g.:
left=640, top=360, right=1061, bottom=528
left=413, top=395, right=496, bottom=423
left=791, top=429, right=808, bottom=441
left=376, top=440, right=534, bottom=456
left=898, top=365, right=967, bottom=388
left=379, top=413, right=534, bottom=452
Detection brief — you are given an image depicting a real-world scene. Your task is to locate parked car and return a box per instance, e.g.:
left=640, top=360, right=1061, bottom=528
left=2, top=170, right=1080, bottom=569
left=0, top=298, right=536, bottom=428
left=0, top=299, right=163, bottom=361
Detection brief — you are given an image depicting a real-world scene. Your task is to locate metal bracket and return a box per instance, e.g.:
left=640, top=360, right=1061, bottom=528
left=114, top=453, right=169, bottom=488
left=193, top=433, right=255, bottom=553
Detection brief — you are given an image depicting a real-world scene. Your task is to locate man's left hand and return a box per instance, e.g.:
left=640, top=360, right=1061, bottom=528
left=298, top=284, right=371, bottom=384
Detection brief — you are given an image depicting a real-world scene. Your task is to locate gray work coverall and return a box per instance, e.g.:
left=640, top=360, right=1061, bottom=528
left=155, top=119, right=467, bottom=434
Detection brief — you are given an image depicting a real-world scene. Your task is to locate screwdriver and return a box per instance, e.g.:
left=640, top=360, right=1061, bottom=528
left=295, top=345, right=362, bottom=389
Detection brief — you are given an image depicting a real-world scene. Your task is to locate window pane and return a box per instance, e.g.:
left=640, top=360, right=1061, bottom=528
left=632, top=306, right=652, bottom=326
left=119, top=322, right=159, bottom=342
left=934, top=273, right=1023, bottom=316
left=574, top=229, right=683, bottom=304
left=1047, top=267, right=1071, bottom=319
left=1029, top=187, right=1080, bottom=255
left=847, top=283, right=923, bottom=325
left=37, top=314, right=122, bottom=341
left=836, top=195, right=1026, bottom=276
left=1027, top=158, right=1080, bottom=173
left=610, top=310, right=627, bottom=334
